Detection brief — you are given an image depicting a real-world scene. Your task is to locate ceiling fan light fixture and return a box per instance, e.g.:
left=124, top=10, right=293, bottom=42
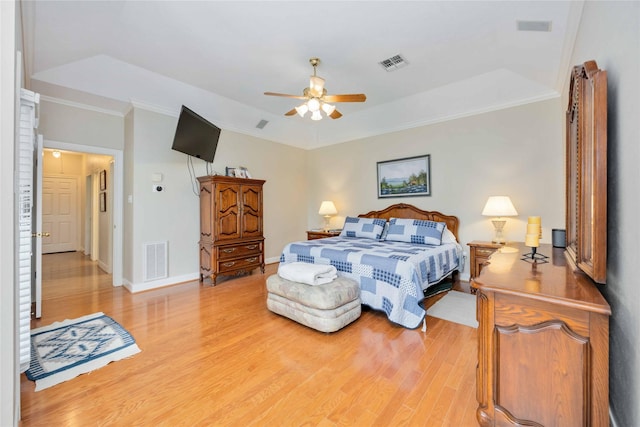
left=307, top=98, right=321, bottom=112
left=309, top=75, right=325, bottom=97
left=265, top=57, right=366, bottom=121
left=295, top=104, right=309, bottom=117
left=321, top=102, right=335, bottom=115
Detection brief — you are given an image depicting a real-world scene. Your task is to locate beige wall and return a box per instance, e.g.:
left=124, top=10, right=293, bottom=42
left=307, top=98, right=564, bottom=276
left=566, top=2, right=640, bottom=426
left=123, top=107, right=308, bottom=289
left=38, top=100, right=124, bottom=150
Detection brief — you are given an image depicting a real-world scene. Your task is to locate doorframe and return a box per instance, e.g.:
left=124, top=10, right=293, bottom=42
left=42, top=140, right=123, bottom=287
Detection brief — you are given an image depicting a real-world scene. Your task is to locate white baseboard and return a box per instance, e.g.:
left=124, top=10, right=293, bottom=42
left=265, top=256, right=280, bottom=264
left=124, top=272, right=200, bottom=293
left=98, top=259, right=111, bottom=274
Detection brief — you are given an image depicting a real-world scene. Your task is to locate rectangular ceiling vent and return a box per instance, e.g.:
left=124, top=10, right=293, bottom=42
left=256, top=119, right=268, bottom=129
left=379, top=54, right=409, bottom=72
left=517, top=20, right=552, bottom=32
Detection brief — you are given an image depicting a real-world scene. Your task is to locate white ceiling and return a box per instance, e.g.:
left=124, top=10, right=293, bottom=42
left=21, top=1, right=583, bottom=149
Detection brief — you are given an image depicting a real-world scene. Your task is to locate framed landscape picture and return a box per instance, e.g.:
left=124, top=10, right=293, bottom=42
left=377, top=155, right=431, bottom=198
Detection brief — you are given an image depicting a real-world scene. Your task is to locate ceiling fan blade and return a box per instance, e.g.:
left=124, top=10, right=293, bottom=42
left=329, top=109, right=343, bottom=119
left=284, top=108, right=297, bottom=116
left=264, top=92, right=307, bottom=100
left=323, top=94, right=366, bottom=103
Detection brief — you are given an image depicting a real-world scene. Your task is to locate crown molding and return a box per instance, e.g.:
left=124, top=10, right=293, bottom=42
left=127, top=99, right=179, bottom=118
left=39, top=95, right=125, bottom=117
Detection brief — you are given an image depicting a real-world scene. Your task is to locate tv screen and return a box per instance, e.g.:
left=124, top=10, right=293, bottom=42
left=171, top=106, right=221, bottom=163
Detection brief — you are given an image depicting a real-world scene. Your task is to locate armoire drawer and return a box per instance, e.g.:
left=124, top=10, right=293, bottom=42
left=216, top=241, right=263, bottom=260
left=217, top=255, right=263, bottom=273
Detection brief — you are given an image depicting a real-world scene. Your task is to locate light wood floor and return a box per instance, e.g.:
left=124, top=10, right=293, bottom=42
left=21, top=252, right=479, bottom=426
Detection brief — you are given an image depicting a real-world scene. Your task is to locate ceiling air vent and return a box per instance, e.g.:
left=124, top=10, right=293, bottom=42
left=517, top=20, right=552, bottom=32
left=379, top=54, right=409, bottom=72
left=256, top=119, right=268, bottom=129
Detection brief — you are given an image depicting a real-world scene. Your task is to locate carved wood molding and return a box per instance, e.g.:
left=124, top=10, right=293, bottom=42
left=565, top=60, right=607, bottom=284
left=358, top=203, right=460, bottom=240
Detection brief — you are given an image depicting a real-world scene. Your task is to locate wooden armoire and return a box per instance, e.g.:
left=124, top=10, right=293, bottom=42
left=197, top=175, right=265, bottom=284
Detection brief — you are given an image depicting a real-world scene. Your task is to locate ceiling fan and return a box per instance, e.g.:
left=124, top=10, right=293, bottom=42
left=264, top=57, right=366, bottom=120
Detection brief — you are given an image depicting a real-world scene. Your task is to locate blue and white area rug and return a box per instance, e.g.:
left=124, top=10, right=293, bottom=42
left=427, top=291, right=478, bottom=328
left=26, top=312, right=141, bottom=391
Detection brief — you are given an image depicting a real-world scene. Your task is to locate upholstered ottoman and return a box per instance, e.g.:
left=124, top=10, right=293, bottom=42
left=266, top=274, right=361, bottom=333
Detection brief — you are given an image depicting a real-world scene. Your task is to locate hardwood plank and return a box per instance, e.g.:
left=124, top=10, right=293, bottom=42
left=21, top=252, right=479, bottom=426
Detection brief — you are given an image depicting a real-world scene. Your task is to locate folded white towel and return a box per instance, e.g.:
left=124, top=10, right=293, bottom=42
left=278, top=262, right=338, bottom=286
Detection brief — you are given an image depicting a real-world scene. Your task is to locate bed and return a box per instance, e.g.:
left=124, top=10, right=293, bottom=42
left=279, top=203, right=462, bottom=329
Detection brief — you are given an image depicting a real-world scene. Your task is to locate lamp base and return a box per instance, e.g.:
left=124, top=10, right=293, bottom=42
left=491, top=219, right=507, bottom=244
left=323, top=216, right=331, bottom=232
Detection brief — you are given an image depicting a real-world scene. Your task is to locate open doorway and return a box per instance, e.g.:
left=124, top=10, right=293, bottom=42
left=40, top=148, right=116, bottom=301
left=39, top=140, right=123, bottom=291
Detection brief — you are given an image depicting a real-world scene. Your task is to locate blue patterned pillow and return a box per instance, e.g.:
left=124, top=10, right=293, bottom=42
left=385, top=218, right=446, bottom=245
left=339, top=217, right=387, bottom=240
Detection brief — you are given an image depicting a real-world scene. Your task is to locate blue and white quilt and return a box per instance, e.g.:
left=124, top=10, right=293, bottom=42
left=279, top=237, right=462, bottom=329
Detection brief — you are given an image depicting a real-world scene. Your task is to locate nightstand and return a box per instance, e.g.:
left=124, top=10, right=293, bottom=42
left=307, top=230, right=341, bottom=240
left=467, top=241, right=503, bottom=282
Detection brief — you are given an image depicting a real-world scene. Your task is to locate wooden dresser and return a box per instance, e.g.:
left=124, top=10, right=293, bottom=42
left=472, top=243, right=610, bottom=426
left=197, top=175, right=265, bottom=284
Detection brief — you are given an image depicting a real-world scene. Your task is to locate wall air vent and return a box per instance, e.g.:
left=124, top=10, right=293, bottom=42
left=379, top=54, right=409, bottom=72
left=256, top=119, right=268, bottom=129
left=143, top=241, right=167, bottom=282
left=517, top=20, right=552, bottom=32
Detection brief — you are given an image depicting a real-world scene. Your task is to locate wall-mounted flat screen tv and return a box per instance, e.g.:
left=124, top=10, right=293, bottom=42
left=171, top=105, right=221, bottom=163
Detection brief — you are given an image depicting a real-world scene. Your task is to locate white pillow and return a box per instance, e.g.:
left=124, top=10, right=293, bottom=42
left=441, top=226, right=458, bottom=244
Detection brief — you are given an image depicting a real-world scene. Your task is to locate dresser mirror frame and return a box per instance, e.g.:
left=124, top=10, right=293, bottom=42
left=565, top=60, right=607, bottom=284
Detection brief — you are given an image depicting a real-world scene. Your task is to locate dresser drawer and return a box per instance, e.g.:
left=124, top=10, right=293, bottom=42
left=217, top=241, right=262, bottom=260
left=217, top=254, right=263, bottom=273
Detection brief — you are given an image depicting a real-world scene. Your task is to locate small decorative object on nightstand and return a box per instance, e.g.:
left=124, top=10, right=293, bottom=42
left=467, top=240, right=503, bottom=283
left=307, top=230, right=341, bottom=240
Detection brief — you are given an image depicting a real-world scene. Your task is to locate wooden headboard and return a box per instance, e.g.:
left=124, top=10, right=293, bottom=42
left=358, top=203, right=459, bottom=241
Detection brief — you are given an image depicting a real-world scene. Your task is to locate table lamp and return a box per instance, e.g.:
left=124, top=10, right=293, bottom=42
left=482, top=196, right=518, bottom=244
left=318, top=201, right=337, bottom=231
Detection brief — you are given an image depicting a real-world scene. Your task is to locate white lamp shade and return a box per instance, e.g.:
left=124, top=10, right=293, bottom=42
left=482, top=196, right=518, bottom=217
left=295, top=104, right=308, bottom=117
left=318, top=201, right=337, bottom=216
left=321, top=102, right=336, bottom=115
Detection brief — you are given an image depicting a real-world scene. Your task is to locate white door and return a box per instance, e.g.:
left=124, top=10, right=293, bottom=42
left=42, top=176, right=78, bottom=254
